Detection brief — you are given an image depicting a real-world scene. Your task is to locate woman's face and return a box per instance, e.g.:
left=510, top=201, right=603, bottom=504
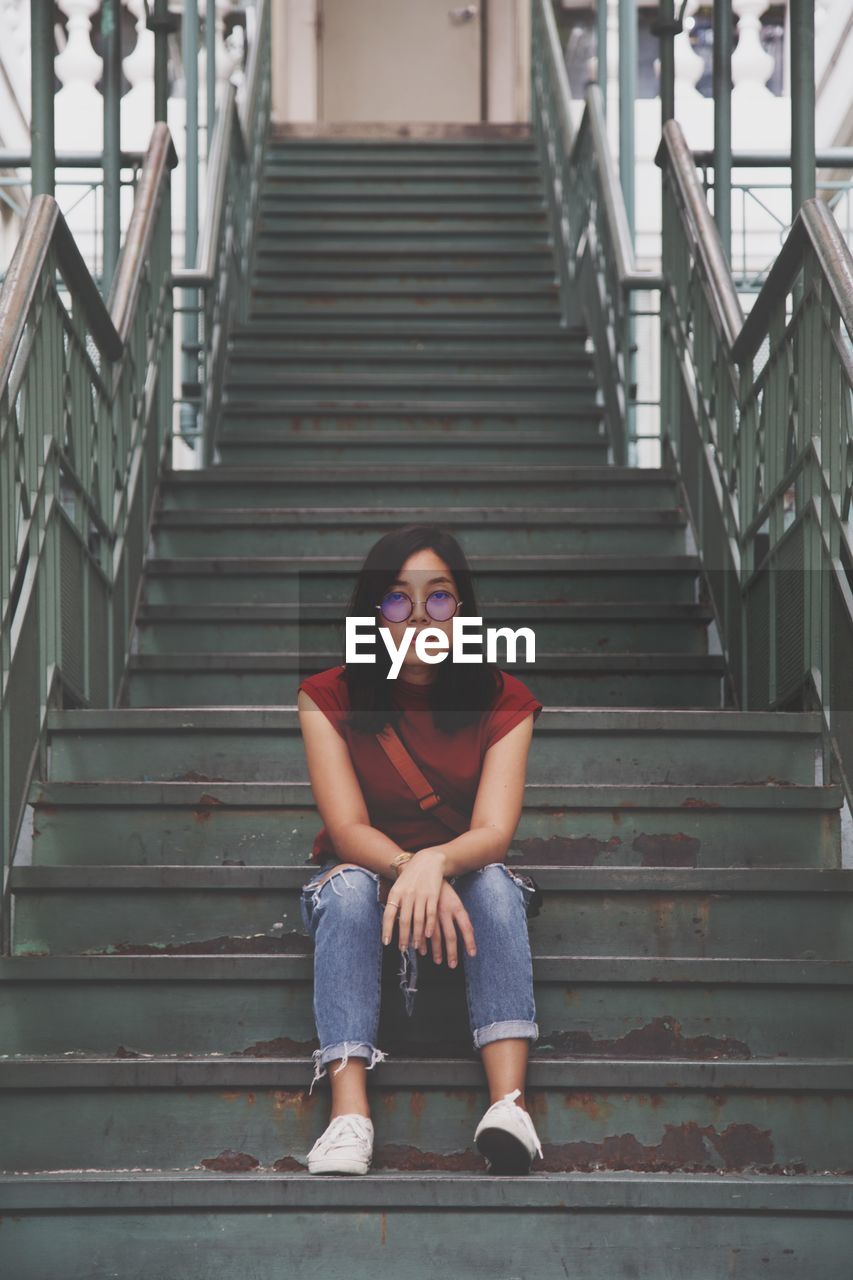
left=377, top=548, right=462, bottom=682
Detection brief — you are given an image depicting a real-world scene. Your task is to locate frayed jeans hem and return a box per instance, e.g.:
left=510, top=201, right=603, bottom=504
left=308, top=1041, right=388, bottom=1096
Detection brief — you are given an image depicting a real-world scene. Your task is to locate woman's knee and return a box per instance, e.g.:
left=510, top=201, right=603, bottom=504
left=459, top=862, right=524, bottom=915
left=301, top=863, right=382, bottom=928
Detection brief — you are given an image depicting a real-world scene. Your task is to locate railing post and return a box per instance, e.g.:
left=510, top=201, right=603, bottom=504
left=712, top=0, right=732, bottom=262
left=102, top=0, right=122, bottom=293
left=790, top=0, right=816, bottom=214
left=617, top=0, right=636, bottom=240
left=30, top=0, right=55, bottom=198
left=181, top=0, right=200, bottom=447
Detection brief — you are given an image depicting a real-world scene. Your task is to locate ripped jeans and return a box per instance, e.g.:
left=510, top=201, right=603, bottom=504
left=299, top=859, right=539, bottom=1096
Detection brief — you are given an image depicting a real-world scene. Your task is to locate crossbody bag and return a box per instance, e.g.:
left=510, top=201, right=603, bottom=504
left=375, top=722, right=542, bottom=919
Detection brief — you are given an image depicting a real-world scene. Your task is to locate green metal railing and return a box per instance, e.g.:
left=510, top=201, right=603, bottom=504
left=0, top=124, right=177, bottom=954
left=658, top=119, right=853, bottom=807
left=531, top=0, right=660, bottom=465
left=173, top=0, right=271, bottom=467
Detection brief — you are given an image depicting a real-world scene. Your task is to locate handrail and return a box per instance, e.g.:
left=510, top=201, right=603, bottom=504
left=108, top=126, right=178, bottom=344
left=732, top=197, right=853, bottom=363
left=537, top=0, right=575, bottom=155
left=0, top=122, right=177, bottom=954
left=171, top=0, right=271, bottom=464
left=582, top=85, right=661, bottom=291
left=0, top=200, right=122, bottom=371
left=657, top=114, right=853, bottom=822
left=656, top=121, right=743, bottom=350
left=532, top=0, right=659, bottom=464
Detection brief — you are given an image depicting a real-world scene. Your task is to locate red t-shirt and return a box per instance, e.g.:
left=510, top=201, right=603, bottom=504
left=298, top=665, right=544, bottom=863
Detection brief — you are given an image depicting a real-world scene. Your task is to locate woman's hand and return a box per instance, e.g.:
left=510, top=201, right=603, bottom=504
left=381, top=848, right=447, bottom=953
left=382, top=848, right=477, bottom=962
left=423, top=879, right=477, bottom=967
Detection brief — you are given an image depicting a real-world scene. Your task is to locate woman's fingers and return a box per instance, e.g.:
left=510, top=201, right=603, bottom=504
left=454, top=903, right=477, bottom=957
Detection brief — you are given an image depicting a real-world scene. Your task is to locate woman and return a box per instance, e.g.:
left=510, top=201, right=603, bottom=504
left=297, top=524, right=544, bottom=1176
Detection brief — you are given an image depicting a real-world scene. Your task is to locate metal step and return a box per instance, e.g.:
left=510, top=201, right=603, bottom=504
left=11, top=865, right=853, bottom=962
left=157, top=466, right=676, bottom=510
left=150, top=507, right=687, bottom=558
left=2, top=1169, right=849, bottom=1280
left=43, top=708, right=824, bottom=787
left=139, top=553, right=703, bottom=606
left=2, top=952, right=850, bottom=1058
left=27, top=778, right=842, bottom=869
left=2, top=1051, right=852, bottom=1174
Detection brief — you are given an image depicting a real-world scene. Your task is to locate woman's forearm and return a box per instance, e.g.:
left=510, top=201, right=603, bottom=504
left=420, top=826, right=508, bottom=878
left=329, top=822, right=409, bottom=880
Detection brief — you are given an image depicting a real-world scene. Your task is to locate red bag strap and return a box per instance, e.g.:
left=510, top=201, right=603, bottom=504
left=375, top=723, right=470, bottom=835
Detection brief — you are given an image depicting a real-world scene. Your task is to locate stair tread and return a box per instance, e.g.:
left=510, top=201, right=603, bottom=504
left=44, top=705, right=814, bottom=731
left=28, top=779, right=846, bottom=809
left=2, top=1169, right=850, bottom=1213
left=13, top=866, right=853, bottom=891
left=2, top=954, right=850, bottom=981
left=153, top=508, right=686, bottom=527
left=162, top=466, right=669, bottom=483
left=2, top=1055, right=851, bottom=1087
left=142, top=553, right=702, bottom=570
left=125, top=653, right=726, bottom=672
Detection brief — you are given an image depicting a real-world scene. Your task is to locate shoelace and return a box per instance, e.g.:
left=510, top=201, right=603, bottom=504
left=313, top=1114, right=373, bottom=1153
left=484, top=1088, right=544, bottom=1160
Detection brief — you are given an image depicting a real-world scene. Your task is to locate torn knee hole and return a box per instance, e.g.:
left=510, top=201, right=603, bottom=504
left=307, top=863, right=379, bottom=897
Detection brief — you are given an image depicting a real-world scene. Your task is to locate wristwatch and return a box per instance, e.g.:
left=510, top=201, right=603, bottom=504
left=391, top=851, right=413, bottom=878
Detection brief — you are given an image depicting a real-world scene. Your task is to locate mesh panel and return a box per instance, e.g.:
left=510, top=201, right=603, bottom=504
left=10, top=592, right=41, bottom=833
left=746, top=569, right=770, bottom=709
left=60, top=519, right=85, bottom=697
left=774, top=524, right=805, bottom=703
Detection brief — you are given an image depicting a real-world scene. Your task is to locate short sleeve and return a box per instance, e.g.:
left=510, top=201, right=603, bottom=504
left=483, top=671, right=544, bottom=752
left=298, top=667, right=347, bottom=740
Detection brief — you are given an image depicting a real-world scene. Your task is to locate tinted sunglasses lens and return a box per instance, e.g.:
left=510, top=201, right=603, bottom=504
left=380, top=592, right=411, bottom=622
left=426, top=591, right=457, bottom=621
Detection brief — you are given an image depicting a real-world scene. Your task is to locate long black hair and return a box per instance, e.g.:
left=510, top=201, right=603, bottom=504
left=335, top=524, right=502, bottom=736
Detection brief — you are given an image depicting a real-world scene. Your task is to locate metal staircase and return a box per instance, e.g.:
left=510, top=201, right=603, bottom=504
left=2, top=122, right=852, bottom=1277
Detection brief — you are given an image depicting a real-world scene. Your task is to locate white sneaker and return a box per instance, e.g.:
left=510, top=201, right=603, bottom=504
left=474, top=1088, right=543, bottom=1174
left=306, top=1113, right=374, bottom=1175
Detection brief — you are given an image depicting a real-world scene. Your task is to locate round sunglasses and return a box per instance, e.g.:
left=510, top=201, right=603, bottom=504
left=375, top=589, right=462, bottom=624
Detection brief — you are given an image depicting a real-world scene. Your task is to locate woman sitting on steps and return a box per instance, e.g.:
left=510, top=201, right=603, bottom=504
left=297, top=523, right=544, bottom=1176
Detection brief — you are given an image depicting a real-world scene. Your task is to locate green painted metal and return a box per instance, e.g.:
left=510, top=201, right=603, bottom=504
left=712, top=0, right=732, bottom=260
left=42, top=707, right=826, bottom=786
left=595, top=0, right=607, bottom=112
left=656, top=119, right=853, bottom=813
left=13, top=865, right=853, bottom=960
left=618, top=0, right=637, bottom=239
left=179, top=0, right=200, bottom=445
left=101, top=0, right=122, bottom=293
left=790, top=0, right=816, bottom=213
left=173, top=0, right=271, bottom=465
left=27, top=775, right=842, bottom=869
left=150, top=0, right=172, bottom=123
left=0, top=126, right=176, bottom=956
left=531, top=1, right=660, bottom=464
left=0, top=1181, right=850, bottom=1279
left=29, top=0, right=54, bottom=198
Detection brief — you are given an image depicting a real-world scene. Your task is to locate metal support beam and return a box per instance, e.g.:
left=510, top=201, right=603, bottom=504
left=790, top=0, right=815, bottom=213
left=102, top=0, right=121, bottom=293
left=181, top=0, right=200, bottom=444
left=596, top=0, right=607, bottom=114
left=618, top=0, right=636, bottom=239
left=206, top=0, right=216, bottom=158
left=713, top=0, right=732, bottom=261
left=150, top=0, right=173, bottom=123
left=30, top=0, right=55, bottom=198
left=655, top=0, right=675, bottom=125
